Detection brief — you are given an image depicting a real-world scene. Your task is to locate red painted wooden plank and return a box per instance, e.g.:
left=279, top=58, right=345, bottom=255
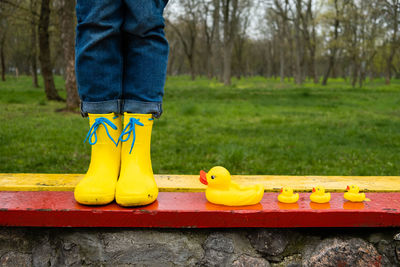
left=0, top=191, right=400, bottom=228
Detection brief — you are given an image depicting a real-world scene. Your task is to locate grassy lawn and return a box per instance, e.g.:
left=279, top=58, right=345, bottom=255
left=1, top=75, right=400, bottom=175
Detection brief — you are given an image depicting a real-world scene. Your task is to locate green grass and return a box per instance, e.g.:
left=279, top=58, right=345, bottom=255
left=1, top=75, right=400, bottom=175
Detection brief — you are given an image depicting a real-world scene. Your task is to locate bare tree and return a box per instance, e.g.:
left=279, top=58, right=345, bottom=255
left=382, top=0, right=400, bottom=85
left=221, top=0, right=237, bottom=85
left=292, top=0, right=306, bottom=84
left=143, top=0, right=398, bottom=84
left=30, top=0, right=39, bottom=87
left=0, top=1, right=10, bottom=81
left=167, top=0, right=199, bottom=80
left=233, top=8, right=251, bottom=79
left=0, top=23, right=6, bottom=82
left=300, top=0, right=318, bottom=83
left=200, top=0, right=220, bottom=79
left=270, top=0, right=292, bottom=82
left=221, top=0, right=252, bottom=85
left=357, top=0, right=382, bottom=87
left=59, top=0, right=79, bottom=110
left=38, top=0, right=62, bottom=101
left=321, top=0, right=343, bottom=85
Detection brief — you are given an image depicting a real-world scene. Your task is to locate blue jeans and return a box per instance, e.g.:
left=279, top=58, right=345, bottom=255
left=75, top=0, right=169, bottom=118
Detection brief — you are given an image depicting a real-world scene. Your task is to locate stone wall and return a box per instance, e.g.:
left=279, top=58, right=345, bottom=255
left=1, top=227, right=399, bottom=266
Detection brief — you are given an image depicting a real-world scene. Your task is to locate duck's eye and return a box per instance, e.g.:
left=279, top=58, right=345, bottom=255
left=211, top=175, right=215, bottom=179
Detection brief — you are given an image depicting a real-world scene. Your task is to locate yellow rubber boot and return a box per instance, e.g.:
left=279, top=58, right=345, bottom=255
left=74, top=113, right=121, bottom=205
left=116, top=113, right=158, bottom=206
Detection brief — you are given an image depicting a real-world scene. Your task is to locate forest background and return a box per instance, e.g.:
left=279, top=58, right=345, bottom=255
left=1, top=0, right=399, bottom=106
left=1, top=0, right=400, bottom=175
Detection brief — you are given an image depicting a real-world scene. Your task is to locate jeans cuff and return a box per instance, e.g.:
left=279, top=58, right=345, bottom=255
left=122, top=99, right=163, bottom=118
left=80, top=100, right=121, bottom=117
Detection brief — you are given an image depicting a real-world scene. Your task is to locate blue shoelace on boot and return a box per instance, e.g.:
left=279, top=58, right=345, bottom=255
left=84, top=117, right=118, bottom=146
left=118, top=118, right=145, bottom=154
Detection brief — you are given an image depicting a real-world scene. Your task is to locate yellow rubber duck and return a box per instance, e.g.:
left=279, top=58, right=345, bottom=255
left=199, top=166, right=264, bottom=206
left=344, top=185, right=367, bottom=202
left=310, top=186, right=331, bottom=203
left=278, top=187, right=299, bottom=204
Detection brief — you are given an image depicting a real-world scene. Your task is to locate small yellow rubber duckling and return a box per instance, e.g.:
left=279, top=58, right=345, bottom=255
left=278, top=187, right=299, bottom=204
left=344, top=185, right=367, bottom=202
left=310, top=186, right=331, bottom=204
left=199, top=166, right=264, bottom=206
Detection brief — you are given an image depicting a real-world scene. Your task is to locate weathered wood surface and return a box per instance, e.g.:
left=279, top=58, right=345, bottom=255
left=1, top=191, right=400, bottom=227
left=1, top=173, right=400, bottom=192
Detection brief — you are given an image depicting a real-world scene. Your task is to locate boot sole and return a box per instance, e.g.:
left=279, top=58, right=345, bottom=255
left=74, top=193, right=115, bottom=206
left=116, top=194, right=157, bottom=207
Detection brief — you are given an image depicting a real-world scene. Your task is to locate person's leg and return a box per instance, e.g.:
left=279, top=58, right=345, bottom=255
left=116, top=0, right=169, bottom=206
left=74, top=0, right=124, bottom=205
left=121, top=0, right=169, bottom=118
left=75, top=0, right=124, bottom=115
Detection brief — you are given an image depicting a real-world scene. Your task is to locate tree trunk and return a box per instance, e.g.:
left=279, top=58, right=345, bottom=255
left=38, top=0, right=63, bottom=101
left=30, top=0, right=39, bottom=88
left=279, top=41, right=285, bottom=82
left=223, top=41, right=232, bottom=85
left=384, top=0, right=399, bottom=85
left=287, top=26, right=294, bottom=79
left=293, top=0, right=305, bottom=85
left=222, top=0, right=231, bottom=85
left=202, top=0, right=218, bottom=79
left=0, top=32, right=5, bottom=82
left=166, top=40, right=176, bottom=76
left=278, top=19, right=285, bottom=82
left=310, top=11, right=318, bottom=83
left=189, top=54, right=195, bottom=80
left=266, top=42, right=273, bottom=78
left=59, top=0, right=79, bottom=110
left=385, top=41, right=397, bottom=85
left=222, top=0, right=238, bottom=86
left=309, top=52, right=318, bottom=83
left=351, top=59, right=358, bottom=87
left=211, top=0, right=220, bottom=80
left=293, top=31, right=304, bottom=84
left=322, top=55, right=334, bottom=86
left=322, top=0, right=340, bottom=86
left=385, top=63, right=391, bottom=85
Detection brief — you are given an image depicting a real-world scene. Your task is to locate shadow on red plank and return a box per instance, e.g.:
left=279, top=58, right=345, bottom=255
left=1, top=191, right=400, bottom=228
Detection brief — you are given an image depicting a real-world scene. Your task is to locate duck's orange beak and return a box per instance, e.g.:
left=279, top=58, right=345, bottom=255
left=312, top=188, right=316, bottom=192
left=346, top=185, right=350, bottom=191
left=280, top=188, right=283, bottom=193
left=200, top=170, right=208, bottom=185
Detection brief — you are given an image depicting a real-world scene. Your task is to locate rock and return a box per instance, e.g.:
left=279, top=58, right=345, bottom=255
left=303, top=237, right=382, bottom=267
left=0, top=228, right=33, bottom=267
left=31, top=230, right=103, bottom=267
left=1, top=228, right=397, bottom=267
left=32, top=234, right=55, bottom=267
left=369, top=233, right=389, bottom=244
left=200, top=233, right=235, bottom=266
left=0, top=228, right=32, bottom=253
left=59, top=230, right=104, bottom=265
left=248, top=229, right=290, bottom=256
left=232, top=254, right=270, bottom=267
left=367, top=231, right=400, bottom=266
left=102, top=230, right=203, bottom=266
left=270, top=254, right=302, bottom=267
left=0, top=251, right=31, bottom=267
left=374, top=240, right=398, bottom=266
left=393, top=233, right=400, bottom=241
